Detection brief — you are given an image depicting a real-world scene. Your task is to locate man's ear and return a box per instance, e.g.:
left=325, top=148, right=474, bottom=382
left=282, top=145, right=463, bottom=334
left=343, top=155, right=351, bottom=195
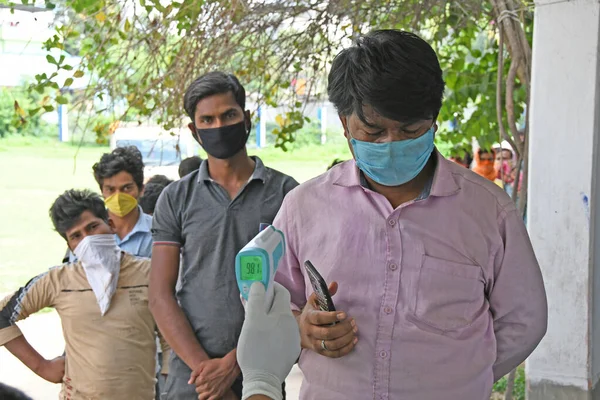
left=188, top=122, right=201, bottom=145
left=244, top=110, right=252, bottom=133
left=339, top=115, right=349, bottom=139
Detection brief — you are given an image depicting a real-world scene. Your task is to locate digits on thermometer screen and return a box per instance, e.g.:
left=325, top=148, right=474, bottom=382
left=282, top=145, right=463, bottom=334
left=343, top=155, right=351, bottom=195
left=235, top=226, right=285, bottom=312
left=240, top=255, right=263, bottom=281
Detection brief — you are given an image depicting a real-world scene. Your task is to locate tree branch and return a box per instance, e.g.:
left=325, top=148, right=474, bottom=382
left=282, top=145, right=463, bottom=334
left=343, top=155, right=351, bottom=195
left=505, top=56, right=523, bottom=156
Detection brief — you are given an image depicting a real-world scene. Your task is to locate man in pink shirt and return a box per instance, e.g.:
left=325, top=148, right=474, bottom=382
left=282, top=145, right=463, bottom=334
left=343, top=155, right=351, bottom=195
left=274, top=30, right=547, bottom=400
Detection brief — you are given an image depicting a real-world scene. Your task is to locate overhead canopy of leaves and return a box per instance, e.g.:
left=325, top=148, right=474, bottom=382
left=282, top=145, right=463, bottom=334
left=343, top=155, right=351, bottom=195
left=12, top=0, right=532, bottom=150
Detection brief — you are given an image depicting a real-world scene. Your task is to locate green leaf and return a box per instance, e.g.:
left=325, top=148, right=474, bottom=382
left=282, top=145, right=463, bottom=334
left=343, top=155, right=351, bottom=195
left=56, top=95, right=68, bottom=104
left=62, top=65, right=73, bottom=71
left=73, top=70, right=84, bottom=78
left=64, top=78, right=74, bottom=87
left=43, top=105, right=55, bottom=112
left=46, top=55, right=57, bottom=65
left=28, top=107, right=41, bottom=116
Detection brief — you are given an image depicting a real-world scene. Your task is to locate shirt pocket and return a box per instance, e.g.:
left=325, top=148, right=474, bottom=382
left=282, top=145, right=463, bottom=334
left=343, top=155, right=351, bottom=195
left=411, top=254, right=485, bottom=332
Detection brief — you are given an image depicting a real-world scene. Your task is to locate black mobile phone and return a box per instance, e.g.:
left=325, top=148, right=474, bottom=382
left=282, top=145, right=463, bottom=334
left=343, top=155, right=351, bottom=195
left=304, top=260, right=336, bottom=312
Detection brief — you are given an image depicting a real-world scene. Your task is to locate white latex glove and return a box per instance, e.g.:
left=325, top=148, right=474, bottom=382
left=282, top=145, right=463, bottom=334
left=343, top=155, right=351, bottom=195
left=238, top=282, right=301, bottom=400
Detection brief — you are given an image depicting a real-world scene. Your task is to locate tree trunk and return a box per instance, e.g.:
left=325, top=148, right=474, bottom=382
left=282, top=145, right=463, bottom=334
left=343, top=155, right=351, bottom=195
left=504, top=368, right=517, bottom=400
left=491, top=1, right=532, bottom=398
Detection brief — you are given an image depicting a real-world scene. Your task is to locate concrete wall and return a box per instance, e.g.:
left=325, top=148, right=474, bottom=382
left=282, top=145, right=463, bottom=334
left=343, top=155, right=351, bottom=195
left=527, top=0, right=600, bottom=396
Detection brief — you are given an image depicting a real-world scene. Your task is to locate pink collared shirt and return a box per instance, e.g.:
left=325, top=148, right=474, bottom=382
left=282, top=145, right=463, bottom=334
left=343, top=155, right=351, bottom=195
left=274, top=151, right=547, bottom=400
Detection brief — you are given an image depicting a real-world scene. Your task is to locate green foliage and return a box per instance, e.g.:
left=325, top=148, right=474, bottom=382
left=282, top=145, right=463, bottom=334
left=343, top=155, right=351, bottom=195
left=0, top=85, right=56, bottom=138
left=493, top=365, right=526, bottom=400
left=437, top=21, right=529, bottom=151
left=13, top=0, right=532, bottom=153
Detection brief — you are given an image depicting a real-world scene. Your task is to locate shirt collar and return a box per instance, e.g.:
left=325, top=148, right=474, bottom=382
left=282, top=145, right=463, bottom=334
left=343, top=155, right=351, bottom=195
left=197, top=156, right=267, bottom=184
left=333, top=149, right=460, bottom=198
left=119, top=206, right=152, bottom=243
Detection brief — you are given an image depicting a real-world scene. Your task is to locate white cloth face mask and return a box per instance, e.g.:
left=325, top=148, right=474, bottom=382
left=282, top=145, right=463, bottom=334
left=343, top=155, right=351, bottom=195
left=73, top=234, right=121, bottom=316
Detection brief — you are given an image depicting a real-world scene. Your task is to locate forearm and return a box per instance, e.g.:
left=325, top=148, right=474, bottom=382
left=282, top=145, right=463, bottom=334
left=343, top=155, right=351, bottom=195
left=5, top=335, right=46, bottom=378
left=247, top=396, right=273, bottom=400
left=150, top=293, right=210, bottom=369
left=492, top=317, right=547, bottom=381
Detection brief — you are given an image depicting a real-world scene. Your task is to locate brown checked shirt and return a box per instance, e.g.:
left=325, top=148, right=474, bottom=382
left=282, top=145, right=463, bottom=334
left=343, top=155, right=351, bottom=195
left=0, top=253, right=169, bottom=400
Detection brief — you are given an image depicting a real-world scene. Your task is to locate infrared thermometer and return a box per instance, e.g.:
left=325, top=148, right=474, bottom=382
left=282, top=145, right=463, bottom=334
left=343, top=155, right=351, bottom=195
left=235, top=225, right=285, bottom=312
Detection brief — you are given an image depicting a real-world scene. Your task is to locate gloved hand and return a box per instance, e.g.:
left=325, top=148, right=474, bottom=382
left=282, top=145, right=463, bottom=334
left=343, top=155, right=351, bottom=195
left=238, top=282, right=301, bottom=400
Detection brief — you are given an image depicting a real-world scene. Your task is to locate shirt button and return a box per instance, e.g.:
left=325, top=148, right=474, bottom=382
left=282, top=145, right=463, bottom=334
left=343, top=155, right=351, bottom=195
left=384, top=306, right=393, bottom=314
left=389, top=263, right=398, bottom=271
left=388, top=219, right=396, bottom=226
left=379, top=350, right=387, bottom=359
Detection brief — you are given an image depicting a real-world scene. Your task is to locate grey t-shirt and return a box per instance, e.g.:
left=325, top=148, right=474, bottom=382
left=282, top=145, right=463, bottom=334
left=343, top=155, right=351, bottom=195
left=152, top=156, right=298, bottom=397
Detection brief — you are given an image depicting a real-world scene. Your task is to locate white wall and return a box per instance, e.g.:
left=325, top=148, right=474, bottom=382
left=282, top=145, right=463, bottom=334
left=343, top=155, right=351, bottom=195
left=527, top=0, right=600, bottom=390
left=0, top=7, right=83, bottom=88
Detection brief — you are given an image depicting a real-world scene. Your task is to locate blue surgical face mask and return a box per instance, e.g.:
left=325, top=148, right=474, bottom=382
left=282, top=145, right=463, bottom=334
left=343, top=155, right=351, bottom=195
left=349, top=126, right=435, bottom=186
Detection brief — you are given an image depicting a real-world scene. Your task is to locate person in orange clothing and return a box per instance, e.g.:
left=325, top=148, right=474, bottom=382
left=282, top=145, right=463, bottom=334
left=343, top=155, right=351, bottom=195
left=473, top=148, right=503, bottom=187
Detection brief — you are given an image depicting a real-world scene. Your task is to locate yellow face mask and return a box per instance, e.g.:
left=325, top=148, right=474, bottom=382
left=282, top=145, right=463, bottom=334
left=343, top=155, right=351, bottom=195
left=104, top=193, right=138, bottom=217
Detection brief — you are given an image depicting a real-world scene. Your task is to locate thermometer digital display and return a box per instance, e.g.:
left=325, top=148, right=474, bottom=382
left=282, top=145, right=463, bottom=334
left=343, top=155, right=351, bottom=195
left=240, top=256, right=263, bottom=281
left=235, top=225, right=285, bottom=311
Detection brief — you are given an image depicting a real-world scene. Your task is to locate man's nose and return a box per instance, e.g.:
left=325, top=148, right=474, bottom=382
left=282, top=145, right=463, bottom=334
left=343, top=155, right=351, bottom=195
left=79, top=232, right=90, bottom=242
left=212, top=118, right=227, bottom=128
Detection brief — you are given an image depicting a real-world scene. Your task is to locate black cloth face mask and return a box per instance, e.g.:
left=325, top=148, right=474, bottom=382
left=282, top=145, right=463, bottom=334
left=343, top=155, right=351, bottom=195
left=196, top=120, right=250, bottom=159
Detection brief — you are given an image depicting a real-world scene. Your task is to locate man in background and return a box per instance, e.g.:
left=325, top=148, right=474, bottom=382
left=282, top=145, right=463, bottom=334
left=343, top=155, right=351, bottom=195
left=140, top=175, right=173, bottom=216
left=178, top=155, right=203, bottom=178
left=140, top=183, right=168, bottom=216
left=150, top=71, right=298, bottom=400
left=1, top=189, right=169, bottom=399
left=92, top=146, right=153, bottom=258
left=146, top=174, right=174, bottom=188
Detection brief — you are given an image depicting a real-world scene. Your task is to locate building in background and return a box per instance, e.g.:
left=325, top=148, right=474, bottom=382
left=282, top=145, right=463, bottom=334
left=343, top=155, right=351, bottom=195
left=0, top=3, right=83, bottom=139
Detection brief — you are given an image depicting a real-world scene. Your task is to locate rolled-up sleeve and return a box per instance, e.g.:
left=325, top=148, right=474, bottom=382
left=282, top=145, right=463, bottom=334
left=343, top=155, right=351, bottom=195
left=490, top=209, right=548, bottom=381
left=273, top=194, right=306, bottom=312
left=152, top=186, right=182, bottom=246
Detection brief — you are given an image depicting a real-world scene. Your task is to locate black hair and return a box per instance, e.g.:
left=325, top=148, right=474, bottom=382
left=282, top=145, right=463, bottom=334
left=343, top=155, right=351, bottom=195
left=328, top=29, right=445, bottom=125
left=93, top=146, right=145, bottom=190
left=179, top=156, right=203, bottom=178
left=146, top=174, right=173, bottom=187
left=327, top=158, right=344, bottom=171
left=49, top=189, right=108, bottom=240
left=184, top=72, right=246, bottom=121
left=463, top=151, right=473, bottom=167
left=0, top=383, right=33, bottom=400
left=139, top=183, right=167, bottom=215
left=451, top=144, right=473, bottom=166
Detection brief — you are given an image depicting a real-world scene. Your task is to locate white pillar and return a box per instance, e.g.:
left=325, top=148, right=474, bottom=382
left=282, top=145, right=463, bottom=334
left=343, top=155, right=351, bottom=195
left=58, top=104, right=69, bottom=142
left=527, top=0, right=600, bottom=398
left=320, top=105, right=328, bottom=144
left=259, top=106, right=267, bottom=148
